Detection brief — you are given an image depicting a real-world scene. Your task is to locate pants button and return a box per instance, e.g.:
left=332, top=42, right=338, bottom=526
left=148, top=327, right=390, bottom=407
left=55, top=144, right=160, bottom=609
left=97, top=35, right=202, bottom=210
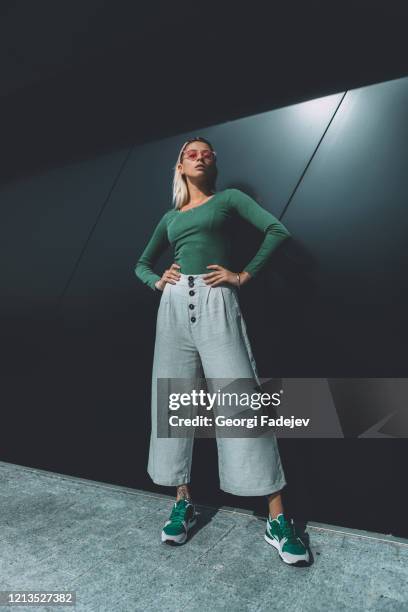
left=191, top=316, right=196, bottom=323
left=189, top=304, right=194, bottom=310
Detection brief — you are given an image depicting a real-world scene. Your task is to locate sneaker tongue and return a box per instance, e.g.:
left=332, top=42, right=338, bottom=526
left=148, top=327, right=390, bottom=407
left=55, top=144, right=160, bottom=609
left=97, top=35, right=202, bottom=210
left=278, top=515, right=297, bottom=541
left=277, top=513, right=288, bottom=527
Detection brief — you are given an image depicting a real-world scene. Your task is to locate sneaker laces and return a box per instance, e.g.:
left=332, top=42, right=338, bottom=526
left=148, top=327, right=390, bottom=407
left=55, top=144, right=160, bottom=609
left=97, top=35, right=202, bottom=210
left=281, top=517, right=300, bottom=545
left=169, top=500, right=191, bottom=526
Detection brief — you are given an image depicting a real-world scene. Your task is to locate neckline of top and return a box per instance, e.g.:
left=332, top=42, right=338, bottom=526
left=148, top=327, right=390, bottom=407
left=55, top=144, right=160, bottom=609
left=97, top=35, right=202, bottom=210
left=177, top=190, right=222, bottom=213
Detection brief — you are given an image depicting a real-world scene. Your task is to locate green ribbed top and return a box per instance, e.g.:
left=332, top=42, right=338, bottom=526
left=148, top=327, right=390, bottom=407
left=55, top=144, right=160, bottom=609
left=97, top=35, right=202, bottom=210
left=135, top=187, right=291, bottom=290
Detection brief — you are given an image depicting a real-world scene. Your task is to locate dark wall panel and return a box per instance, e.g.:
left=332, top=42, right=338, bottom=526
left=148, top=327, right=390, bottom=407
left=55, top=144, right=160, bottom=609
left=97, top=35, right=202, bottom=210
left=0, top=149, right=130, bottom=314
left=281, top=76, right=408, bottom=375
left=0, top=148, right=131, bottom=389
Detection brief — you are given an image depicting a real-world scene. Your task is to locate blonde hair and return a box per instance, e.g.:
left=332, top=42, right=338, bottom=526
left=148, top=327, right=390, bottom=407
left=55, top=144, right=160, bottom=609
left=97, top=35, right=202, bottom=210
left=172, top=136, right=218, bottom=210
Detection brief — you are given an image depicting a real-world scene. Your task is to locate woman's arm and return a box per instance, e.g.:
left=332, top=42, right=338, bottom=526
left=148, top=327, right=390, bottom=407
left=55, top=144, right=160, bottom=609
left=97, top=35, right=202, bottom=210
left=134, top=211, right=170, bottom=290
left=229, top=188, right=291, bottom=278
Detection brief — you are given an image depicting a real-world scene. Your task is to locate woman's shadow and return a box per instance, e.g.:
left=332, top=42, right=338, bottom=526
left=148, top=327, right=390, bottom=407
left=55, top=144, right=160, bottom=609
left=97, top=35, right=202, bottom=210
left=228, top=183, right=320, bottom=377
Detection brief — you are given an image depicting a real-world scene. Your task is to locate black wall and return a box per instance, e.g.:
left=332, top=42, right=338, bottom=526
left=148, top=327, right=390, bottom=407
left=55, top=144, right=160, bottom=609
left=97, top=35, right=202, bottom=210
left=1, top=77, right=407, bottom=536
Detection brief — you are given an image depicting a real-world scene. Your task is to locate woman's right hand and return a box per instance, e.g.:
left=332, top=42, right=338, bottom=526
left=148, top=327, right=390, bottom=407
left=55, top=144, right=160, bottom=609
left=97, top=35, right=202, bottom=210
left=155, top=263, right=181, bottom=291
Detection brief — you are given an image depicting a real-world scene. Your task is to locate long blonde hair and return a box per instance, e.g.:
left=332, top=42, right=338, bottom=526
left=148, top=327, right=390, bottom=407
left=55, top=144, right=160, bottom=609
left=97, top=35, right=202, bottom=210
left=172, top=136, right=218, bottom=210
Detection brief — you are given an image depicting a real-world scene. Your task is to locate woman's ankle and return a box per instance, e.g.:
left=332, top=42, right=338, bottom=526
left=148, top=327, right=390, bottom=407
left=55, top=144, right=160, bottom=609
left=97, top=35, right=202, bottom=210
left=176, top=483, right=192, bottom=502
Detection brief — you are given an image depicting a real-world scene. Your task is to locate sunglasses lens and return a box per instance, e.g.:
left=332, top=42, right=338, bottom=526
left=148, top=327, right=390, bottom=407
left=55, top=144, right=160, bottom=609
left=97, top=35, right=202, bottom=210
left=184, top=150, right=214, bottom=161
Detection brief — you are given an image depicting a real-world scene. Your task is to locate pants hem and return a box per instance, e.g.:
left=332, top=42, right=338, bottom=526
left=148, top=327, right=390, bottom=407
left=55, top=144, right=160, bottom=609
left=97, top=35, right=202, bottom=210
left=219, top=480, right=287, bottom=497
left=148, top=471, right=191, bottom=487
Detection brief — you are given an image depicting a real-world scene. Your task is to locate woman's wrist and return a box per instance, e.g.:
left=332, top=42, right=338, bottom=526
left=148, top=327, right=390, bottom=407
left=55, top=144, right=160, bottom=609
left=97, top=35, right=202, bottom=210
left=238, top=271, right=251, bottom=287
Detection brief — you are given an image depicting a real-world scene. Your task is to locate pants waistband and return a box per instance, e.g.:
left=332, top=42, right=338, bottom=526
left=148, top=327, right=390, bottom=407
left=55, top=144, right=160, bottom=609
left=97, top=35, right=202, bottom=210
left=176, top=273, right=213, bottom=287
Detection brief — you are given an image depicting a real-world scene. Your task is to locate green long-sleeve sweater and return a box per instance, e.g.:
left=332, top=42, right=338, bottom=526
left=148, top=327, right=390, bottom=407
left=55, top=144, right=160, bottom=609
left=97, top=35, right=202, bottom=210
left=135, top=187, right=291, bottom=290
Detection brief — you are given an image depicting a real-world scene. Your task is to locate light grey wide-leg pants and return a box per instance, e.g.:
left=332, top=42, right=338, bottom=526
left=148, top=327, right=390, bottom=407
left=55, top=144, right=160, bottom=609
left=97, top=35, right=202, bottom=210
left=147, top=273, right=286, bottom=496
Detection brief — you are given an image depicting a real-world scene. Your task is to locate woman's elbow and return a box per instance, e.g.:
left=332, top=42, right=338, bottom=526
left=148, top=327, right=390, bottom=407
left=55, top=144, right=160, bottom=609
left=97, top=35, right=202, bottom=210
left=134, top=261, right=146, bottom=281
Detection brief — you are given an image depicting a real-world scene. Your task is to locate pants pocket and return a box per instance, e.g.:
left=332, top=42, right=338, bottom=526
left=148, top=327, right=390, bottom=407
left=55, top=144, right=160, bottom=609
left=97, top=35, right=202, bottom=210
left=220, top=285, right=241, bottom=319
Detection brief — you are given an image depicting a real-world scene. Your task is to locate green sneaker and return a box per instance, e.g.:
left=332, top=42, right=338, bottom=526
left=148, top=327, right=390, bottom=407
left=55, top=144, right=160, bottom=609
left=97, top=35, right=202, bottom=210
left=264, top=513, right=309, bottom=565
left=161, top=498, right=197, bottom=545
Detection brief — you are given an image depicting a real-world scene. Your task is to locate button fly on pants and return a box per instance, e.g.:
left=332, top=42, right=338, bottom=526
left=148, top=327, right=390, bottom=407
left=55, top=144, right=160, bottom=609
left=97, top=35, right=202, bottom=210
left=147, top=273, right=286, bottom=496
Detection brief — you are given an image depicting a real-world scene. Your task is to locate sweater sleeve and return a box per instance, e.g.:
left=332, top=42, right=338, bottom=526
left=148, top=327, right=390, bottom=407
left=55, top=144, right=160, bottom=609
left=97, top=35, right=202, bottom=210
left=134, top=211, right=170, bottom=290
left=228, top=188, right=291, bottom=278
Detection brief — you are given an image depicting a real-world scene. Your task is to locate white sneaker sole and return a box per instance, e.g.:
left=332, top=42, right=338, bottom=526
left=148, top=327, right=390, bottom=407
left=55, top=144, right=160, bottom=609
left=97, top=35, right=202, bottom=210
left=264, top=532, right=309, bottom=564
left=161, top=516, right=197, bottom=545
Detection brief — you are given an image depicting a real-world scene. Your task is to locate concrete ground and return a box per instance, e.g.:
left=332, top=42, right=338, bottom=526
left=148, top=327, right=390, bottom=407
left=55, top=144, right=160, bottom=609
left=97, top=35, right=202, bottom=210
left=0, top=461, right=407, bottom=612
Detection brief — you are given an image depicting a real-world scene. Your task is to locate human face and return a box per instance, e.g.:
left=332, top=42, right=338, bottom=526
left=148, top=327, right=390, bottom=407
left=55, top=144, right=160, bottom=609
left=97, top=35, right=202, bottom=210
left=178, top=141, right=216, bottom=178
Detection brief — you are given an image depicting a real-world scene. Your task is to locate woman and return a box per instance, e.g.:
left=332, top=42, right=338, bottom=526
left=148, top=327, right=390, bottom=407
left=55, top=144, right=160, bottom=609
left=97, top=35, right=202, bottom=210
left=135, top=136, right=309, bottom=565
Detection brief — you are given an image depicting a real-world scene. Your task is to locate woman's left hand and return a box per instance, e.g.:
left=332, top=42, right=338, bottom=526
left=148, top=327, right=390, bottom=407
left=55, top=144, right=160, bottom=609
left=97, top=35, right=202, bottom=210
left=203, top=264, right=251, bottom=287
